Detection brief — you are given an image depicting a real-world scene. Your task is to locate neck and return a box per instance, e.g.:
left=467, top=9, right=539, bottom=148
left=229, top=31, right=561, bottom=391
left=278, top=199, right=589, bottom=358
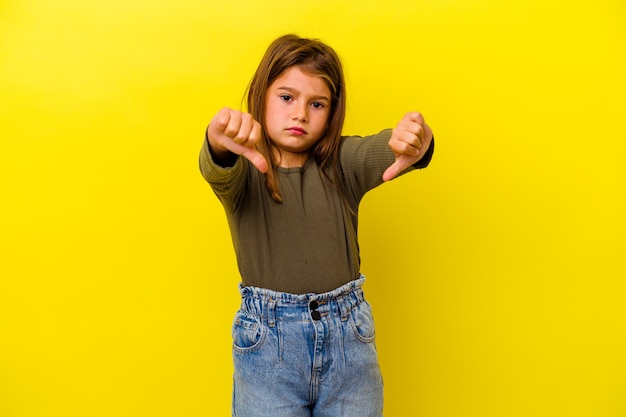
left=273, top=148, right=310, bottom=168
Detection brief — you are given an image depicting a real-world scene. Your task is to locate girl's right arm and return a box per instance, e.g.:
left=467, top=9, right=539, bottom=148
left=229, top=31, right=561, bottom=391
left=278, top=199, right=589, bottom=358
left=207, top=107, right=268, bottom=173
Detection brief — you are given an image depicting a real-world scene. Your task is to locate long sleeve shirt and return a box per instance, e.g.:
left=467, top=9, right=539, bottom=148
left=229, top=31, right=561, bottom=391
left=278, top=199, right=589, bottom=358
left=199, top=129, right=434, bottom=294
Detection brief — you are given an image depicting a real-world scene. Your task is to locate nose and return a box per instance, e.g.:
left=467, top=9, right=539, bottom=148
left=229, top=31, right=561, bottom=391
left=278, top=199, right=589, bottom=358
left=292, top=102, right=308, bottom=122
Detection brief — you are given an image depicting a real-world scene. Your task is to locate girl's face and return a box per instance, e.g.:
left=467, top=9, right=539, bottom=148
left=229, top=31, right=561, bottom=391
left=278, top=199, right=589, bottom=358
left=264, top=66, right=331, bottom=167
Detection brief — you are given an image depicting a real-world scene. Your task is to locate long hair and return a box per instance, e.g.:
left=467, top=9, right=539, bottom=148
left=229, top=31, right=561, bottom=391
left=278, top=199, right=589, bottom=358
left=246, top=34, right=347, bottom=203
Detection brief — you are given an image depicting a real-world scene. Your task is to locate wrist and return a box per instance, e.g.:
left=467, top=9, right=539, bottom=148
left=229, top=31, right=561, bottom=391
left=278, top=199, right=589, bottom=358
left=206, top=126, right=237, bottom=167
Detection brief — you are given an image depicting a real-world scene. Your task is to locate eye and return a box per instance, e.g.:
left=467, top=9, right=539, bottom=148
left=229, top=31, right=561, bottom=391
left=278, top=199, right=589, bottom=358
left=280, top=94, right=292, bottom=102
left=311, top=102, right=325, bottom=109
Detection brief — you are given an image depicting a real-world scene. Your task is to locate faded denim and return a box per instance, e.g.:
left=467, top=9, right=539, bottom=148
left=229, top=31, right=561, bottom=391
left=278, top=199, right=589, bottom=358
left=232, top=275, right=383, bottom=417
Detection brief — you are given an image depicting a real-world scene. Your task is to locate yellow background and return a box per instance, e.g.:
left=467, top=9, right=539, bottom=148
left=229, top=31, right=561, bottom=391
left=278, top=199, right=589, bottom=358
left=1, top=0, right=625, bottom=416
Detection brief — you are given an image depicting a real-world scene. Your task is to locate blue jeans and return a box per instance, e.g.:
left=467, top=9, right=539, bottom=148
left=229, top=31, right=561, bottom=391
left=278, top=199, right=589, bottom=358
left=231, top=275, right=384, bottom=417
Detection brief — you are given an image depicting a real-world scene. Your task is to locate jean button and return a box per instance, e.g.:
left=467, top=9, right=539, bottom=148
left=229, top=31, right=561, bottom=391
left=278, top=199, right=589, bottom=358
left=311, top=310, right=321, bottom=321
left=309, top=300, right=319, bottom=310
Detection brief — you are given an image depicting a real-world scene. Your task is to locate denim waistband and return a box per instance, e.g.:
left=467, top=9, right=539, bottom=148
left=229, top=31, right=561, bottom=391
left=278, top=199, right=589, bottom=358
left=238, top=275, right=366, bottom=324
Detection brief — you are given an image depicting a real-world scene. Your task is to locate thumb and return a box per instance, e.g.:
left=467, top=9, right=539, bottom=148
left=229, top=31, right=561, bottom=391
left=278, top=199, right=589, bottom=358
left=218, top=132, right=269, bottom=173
left=382, top=155, right=413, bottom=182
left=241, top=147, right=269, bottom=173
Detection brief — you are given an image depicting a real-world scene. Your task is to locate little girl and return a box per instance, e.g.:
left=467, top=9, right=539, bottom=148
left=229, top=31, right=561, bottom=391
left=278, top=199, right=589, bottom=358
left=200, top=34, right=434, bottom=417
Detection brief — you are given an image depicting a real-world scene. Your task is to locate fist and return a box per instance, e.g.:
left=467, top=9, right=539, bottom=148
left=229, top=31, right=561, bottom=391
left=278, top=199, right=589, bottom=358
left=382, top=112, right=433, bottom=181
left=207, top=107, right=268, bottom=173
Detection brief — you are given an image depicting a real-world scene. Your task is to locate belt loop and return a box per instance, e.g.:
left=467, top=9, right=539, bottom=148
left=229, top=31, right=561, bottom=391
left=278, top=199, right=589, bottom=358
left=338, top=295, right=350, bottom=321
left=268, top=296, right=276, bottom=327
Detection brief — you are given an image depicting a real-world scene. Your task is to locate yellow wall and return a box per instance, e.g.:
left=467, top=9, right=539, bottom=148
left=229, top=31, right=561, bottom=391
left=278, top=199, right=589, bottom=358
left=1, top=1, right=625, bottom=416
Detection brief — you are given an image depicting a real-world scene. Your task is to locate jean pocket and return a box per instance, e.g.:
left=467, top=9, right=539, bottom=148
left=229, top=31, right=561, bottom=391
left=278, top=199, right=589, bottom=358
left=232, top=311, right=267, bottom=353
left=349, top=302, right=376, bottom=343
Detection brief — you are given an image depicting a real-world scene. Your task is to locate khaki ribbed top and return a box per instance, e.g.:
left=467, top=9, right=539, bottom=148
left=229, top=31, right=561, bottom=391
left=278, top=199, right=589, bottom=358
left=199, top=130, right=433, bottom=294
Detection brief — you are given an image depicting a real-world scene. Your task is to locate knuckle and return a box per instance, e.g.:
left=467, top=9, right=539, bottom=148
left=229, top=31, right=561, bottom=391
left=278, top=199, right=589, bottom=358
left=234, top=131, right=249, bottom=143
left=212, top=114, right=227, bottom=129
left=224, top=125, right=237, bottom=137
left=248, top=131, right=259, bottom=144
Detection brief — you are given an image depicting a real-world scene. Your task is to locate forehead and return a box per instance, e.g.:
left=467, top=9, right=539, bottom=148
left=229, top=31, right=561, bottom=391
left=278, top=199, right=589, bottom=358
left=270, top=66, right=330, bottom=97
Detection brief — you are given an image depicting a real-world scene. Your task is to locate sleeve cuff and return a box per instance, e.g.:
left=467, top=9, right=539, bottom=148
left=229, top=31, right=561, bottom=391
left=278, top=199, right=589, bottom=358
left=412, top=135, right=435, bottom=169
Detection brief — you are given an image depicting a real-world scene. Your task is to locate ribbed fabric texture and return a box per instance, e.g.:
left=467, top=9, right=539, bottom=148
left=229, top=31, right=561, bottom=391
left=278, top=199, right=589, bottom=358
left=199, top=130, right=433, bottom=294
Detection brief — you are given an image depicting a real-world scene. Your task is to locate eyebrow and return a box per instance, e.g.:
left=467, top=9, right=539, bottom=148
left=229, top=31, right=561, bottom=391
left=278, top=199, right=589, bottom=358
left=277, top=86, right=330, bottom=103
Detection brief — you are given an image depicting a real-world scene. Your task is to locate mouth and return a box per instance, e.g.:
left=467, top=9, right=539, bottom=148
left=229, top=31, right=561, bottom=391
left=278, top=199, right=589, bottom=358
left=286, top=126, right=307, bottom=136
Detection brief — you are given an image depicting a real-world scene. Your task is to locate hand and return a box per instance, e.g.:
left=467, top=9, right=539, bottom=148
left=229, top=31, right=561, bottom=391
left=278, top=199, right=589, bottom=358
left=382, top=112, right=433, bottom=181
left=207, top=107, right=268, bottom=173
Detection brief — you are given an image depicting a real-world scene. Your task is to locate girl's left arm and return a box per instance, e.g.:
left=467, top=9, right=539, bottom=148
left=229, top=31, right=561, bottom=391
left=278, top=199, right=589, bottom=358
left=338, top=118, right=434, bottom=205
left=382, top=112, right=434, bottom=181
